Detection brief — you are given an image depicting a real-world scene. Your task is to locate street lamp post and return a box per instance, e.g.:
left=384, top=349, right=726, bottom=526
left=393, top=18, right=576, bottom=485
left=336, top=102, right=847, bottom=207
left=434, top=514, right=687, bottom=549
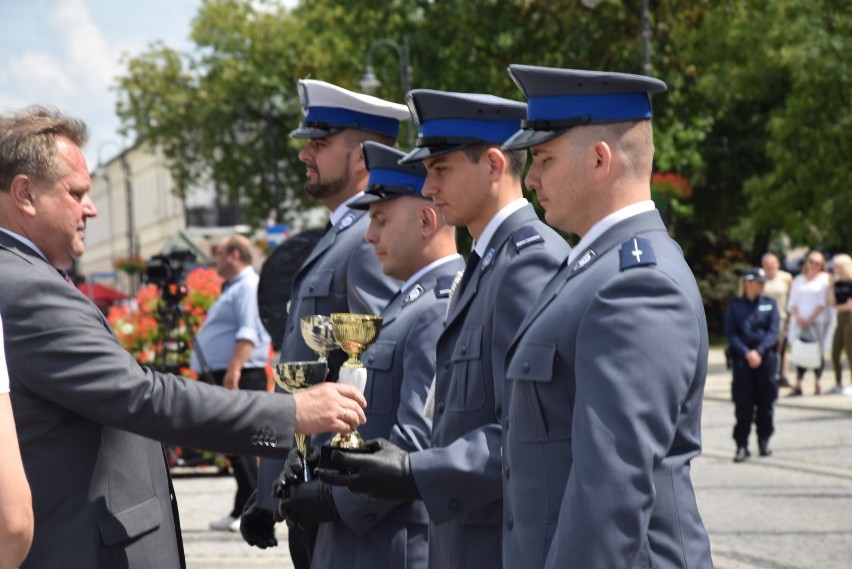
left=359, top=36, right=413, bottom=148
left=581, top=0, right=652, bottom=77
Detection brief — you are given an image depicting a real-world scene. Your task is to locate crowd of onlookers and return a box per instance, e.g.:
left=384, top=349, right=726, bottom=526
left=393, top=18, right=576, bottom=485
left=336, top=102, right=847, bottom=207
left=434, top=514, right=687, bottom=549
left=762, top=251, right=852, bottom=395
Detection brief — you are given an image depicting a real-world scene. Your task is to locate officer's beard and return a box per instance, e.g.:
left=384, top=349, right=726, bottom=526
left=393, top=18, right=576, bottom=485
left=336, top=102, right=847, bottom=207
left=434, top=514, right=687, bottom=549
left=304, top=155, right=352, bottom=202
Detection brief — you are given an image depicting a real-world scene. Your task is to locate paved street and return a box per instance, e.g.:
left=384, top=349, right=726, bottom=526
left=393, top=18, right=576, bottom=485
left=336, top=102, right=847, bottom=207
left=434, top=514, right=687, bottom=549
left=176, top=348, right=852, bottom=568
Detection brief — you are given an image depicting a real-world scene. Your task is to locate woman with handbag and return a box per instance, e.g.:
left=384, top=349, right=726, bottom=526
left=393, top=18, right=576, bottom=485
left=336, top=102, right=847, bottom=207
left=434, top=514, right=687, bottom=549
left=787, top=251, right=831, bottom=396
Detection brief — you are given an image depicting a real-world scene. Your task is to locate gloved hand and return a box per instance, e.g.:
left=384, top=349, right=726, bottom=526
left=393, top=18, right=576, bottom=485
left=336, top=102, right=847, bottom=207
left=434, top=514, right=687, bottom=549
left=239, top=490, right=278, bottom=549
left=317, top=438, right=420, bottom=501
left=276, top=479, right=340, bottom=529
left=272, top=445, right=321, bottom=499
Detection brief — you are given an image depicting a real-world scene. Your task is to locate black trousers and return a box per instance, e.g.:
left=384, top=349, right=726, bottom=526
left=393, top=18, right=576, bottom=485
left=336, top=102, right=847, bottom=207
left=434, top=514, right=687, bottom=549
left=209, top=368, right=268, bottom=517
left=731, top=352, right=778, bottom=447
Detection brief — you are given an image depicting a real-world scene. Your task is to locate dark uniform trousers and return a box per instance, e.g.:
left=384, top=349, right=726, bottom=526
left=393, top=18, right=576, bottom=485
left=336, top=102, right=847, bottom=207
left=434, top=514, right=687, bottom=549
left=208, top=368, right=268, bottom=517
left=731, top=352, right=778, bottom=447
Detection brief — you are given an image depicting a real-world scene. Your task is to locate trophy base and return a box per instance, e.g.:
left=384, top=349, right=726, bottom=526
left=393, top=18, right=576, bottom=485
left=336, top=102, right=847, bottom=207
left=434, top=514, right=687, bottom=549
left=330, top=430, right=364, bottom=449
left=319, top=439, right=375, bottom=473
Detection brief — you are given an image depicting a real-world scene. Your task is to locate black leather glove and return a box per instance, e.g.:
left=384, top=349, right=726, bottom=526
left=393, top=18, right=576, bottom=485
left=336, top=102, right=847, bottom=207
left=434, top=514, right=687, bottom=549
left=272, top=445, right=321, bottom=499
left=276, top=479, right=340, bottom=529
left=317, top=438, right=421, bottom=501
left=239, top=489, right=278, bottom=549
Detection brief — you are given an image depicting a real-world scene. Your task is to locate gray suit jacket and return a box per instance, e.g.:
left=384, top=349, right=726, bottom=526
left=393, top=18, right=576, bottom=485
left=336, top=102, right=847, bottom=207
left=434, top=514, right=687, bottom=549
left=258, top=209, right=401, bottom=509
left=502, top=210, right=713, bottom=569
left=0, top=232, right=298, bottom=569
left=408, top=204, right=570, bottom=569
left=311, top=257, right=464, bottom=569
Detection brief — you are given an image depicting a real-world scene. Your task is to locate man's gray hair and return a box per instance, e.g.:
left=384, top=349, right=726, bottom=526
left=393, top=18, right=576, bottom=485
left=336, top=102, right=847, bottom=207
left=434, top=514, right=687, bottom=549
left=0, top=105, right=89, bottom=191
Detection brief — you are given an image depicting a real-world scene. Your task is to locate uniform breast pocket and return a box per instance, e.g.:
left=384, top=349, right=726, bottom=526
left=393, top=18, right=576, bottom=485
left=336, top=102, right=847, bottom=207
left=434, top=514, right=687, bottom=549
left=302, top=269, right=333, bottom=299
left=448, top=326, right=485, bottom=411
left=363, top=340, right=396, bottom=415
left=507, top=342, right=557, bottom=441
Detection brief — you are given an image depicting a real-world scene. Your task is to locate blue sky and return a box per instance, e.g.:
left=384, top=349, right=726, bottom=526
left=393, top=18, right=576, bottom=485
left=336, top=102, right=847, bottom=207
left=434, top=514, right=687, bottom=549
left=0, top=0, right=204, bottom=169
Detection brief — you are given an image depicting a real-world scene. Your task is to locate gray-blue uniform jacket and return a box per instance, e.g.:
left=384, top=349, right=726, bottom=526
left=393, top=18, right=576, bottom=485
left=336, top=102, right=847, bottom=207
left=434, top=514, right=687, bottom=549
left=502, top=210, right=713, bottom=569
left=257, top=209, right=401, bottom=509
left=310, top=256, right=465, bottom=569
left=408, top=204, right=570, bottom=569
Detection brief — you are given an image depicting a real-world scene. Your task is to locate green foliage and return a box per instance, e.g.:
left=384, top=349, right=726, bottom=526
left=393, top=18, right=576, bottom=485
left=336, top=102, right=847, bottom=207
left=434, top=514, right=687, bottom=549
left=113, top=0, right=851, bottom=302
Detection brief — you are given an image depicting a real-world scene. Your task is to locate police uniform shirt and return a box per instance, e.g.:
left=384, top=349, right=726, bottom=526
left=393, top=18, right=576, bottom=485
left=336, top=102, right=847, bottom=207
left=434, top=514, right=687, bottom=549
left=725, top=295, right=780, bottom=358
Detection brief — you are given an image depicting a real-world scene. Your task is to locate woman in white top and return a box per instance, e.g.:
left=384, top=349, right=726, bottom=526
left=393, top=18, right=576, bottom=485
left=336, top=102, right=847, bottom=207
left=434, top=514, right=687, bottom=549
left=787, top=251, right=831, bottom=395
left=0, top=312, right=34, bottom=568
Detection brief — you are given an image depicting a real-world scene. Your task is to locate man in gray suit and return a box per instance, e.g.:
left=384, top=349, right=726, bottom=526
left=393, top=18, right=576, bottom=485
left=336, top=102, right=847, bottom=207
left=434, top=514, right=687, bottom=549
left=275, top=141, right=463, bottom=569
left=0, top=106, right=368, bottom=569
left=320, top=91, right=570, bottom=569
left=247, top=80, right=408, bottom=564
left=499, top=65, right=714, bottom=568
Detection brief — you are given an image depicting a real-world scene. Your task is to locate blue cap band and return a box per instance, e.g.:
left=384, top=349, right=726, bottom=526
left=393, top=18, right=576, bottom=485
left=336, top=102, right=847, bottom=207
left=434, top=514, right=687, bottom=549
left=419, top=118, right=521, bottom=144
left=528, top=92, right=652, bottom=122
left=305, top=106, right=401, bottom=137
left=369, top=168, right=426, bottom=192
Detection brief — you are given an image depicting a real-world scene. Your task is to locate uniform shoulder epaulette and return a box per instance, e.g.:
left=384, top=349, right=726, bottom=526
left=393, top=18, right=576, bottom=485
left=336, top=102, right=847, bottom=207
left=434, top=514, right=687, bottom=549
left=619, top=236, right=657, bottom=270
left=435, top=275, right=456, bottom=298
left=512, top=225, right=544, bottom=251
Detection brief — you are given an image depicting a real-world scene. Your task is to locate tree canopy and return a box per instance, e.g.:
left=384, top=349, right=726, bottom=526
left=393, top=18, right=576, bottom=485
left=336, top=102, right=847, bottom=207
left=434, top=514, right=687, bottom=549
left=116, top=0, right=852, bottom=313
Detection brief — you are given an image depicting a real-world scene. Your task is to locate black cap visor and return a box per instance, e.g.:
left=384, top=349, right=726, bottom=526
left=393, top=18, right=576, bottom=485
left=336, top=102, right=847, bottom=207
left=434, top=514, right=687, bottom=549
left=399, top=143, right=474, bottom=164
left=349, top=185, right=427, bottom=210
left=289, top=123, right=342, bottom=139
left=501, top=127, right=569, bottom=150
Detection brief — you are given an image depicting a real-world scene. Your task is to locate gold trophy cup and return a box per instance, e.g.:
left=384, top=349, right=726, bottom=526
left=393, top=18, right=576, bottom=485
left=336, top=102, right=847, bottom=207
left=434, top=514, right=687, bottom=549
left=300, top=315, right=339, bottom=362
left=274, top=360, right=329, bottom=481
left=329, top=312, right=383, bottom=448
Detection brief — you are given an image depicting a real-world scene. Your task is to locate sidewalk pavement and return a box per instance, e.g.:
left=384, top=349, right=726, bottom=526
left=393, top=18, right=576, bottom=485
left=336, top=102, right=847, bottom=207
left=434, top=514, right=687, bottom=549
left=704, top=347, right=852, bottom=414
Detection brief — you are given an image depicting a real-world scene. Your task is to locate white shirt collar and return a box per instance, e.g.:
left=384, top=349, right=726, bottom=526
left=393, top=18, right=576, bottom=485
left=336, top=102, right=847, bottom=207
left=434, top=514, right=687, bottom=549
left=329, top=191, right=365, bottom=227
left=567, top=200, right=656, bottom=265
left=473, top=198, right=528, bottom=257
left=402, top=254, right=463, bottom=292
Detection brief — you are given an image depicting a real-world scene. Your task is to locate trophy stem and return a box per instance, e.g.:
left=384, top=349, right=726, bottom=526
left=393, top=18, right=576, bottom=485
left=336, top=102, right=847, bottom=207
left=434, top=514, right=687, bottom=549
left=295, top=433, right=312, bottom=482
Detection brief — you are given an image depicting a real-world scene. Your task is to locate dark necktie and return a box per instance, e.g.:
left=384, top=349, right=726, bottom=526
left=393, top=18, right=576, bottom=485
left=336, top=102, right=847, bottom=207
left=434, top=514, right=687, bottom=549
left=457, top=250, right=481, bottom=293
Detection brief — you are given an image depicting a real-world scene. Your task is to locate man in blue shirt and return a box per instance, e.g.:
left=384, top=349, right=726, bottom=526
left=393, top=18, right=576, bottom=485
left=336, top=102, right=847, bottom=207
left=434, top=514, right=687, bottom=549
left=191, top=233, right=272, bottom=530
left=725, top=266, right=780, bottom=462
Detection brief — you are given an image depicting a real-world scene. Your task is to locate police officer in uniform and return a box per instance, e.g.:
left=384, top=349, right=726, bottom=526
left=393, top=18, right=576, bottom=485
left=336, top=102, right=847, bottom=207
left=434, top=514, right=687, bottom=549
left=244, top=80, right=409, bottom=567
left=320, top=91, right=570, bottom=569
left=725, top=267, right=780, bottom=462
left=499, top=65, right=714, bottom=569
left=274, top=142, right=463, bottom=569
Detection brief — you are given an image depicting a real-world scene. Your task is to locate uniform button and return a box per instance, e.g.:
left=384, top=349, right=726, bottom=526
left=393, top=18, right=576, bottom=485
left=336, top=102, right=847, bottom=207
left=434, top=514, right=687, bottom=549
left=504, top=417, right=510, bottom=430
left=289, top=325, right=294, bottom=332
left=504, top=466, right=510, bottom=479
left=443, top=361, right=451, bottom=370
left=368, top=355, right=375, bottom=363
left=309, top=284, right=315, bottom=292
left=437, top=402, right=445, bottom=414
left=460, top=346, right=467, bottom=355
left=449, top=500, right=461, bottom=512
left=270, top=437, right=278, bottom=446
left=522, top=361, right=530, bottom=372
left=507, top=515, right=514, bottom=530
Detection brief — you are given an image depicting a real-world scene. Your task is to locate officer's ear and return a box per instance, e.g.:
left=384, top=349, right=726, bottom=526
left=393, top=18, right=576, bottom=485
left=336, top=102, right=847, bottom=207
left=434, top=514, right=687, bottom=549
left=419, top=203, right=439, bottom=238
left=484, top=147, right=507, bottom=183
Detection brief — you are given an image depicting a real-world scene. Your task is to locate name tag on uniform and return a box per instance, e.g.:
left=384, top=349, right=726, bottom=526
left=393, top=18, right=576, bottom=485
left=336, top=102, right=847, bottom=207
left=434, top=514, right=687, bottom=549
left=759, top=303, right=773, bottom=312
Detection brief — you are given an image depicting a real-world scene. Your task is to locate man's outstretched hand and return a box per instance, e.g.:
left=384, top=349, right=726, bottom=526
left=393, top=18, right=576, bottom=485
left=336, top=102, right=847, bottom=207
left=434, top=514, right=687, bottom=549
left=293, top=382, right=367, bottom=435
left=317, top=438, right=421, bottom=501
